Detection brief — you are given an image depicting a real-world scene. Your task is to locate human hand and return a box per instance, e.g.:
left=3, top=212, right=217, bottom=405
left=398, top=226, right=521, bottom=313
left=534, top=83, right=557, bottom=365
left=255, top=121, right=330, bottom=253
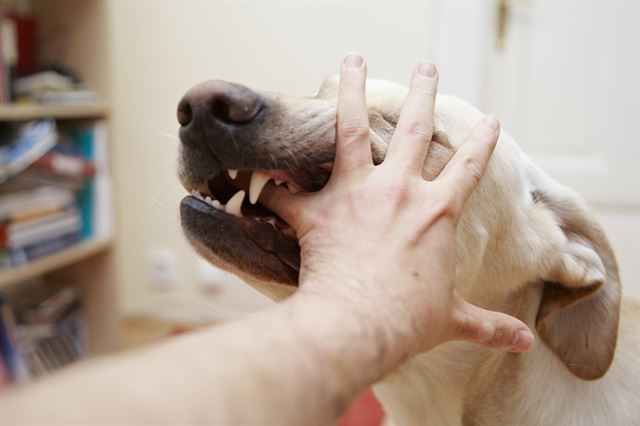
left=260, top=54, right=534, bottom=371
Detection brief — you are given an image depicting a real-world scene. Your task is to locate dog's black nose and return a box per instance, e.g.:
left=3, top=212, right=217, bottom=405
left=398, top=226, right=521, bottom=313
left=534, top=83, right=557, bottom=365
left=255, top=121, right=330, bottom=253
left=177, top=80, right=263, bottom=129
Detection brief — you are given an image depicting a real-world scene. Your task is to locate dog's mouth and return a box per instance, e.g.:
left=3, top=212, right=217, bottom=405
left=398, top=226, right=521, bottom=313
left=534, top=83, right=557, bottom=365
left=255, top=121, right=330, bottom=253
left=180, top=164, right=332, bottom=286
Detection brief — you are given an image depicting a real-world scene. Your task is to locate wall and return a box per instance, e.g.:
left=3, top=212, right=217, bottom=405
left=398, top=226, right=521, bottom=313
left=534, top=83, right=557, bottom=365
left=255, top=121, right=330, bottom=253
left=105, top=2, right=436, bottom=319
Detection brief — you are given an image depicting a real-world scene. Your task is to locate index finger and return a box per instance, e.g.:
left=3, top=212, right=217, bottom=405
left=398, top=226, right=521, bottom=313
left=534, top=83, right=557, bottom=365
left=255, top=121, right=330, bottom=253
left=333, top=53, right=374, bottom=177
left=437, top=115, right=500, bottom=209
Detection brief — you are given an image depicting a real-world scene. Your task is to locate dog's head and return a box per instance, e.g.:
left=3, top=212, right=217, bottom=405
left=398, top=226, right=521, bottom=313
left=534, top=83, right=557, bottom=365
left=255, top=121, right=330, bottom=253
left=177, top=76, right=621, bottom=380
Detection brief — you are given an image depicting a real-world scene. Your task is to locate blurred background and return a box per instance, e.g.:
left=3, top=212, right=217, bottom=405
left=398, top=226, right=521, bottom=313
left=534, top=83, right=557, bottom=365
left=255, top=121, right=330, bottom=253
left=0, top=0, right=637, bottom=420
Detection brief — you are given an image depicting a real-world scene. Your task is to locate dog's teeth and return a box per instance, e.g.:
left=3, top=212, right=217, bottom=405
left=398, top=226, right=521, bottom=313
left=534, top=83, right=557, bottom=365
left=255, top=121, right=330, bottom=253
left=211, top=199, right=221, bottom=209
left=249, top=171, right=271, bottom=204
left=274, top=179, right=283, bottom=186
left=282, top=227, right=296, bottom=238
left=205, top=196, right=213, bottom=203
left=288, top=185, right=300, bottom=194
left=226, top=190, right=245, bottom=217
left=228, top=169, right=238, bottom=180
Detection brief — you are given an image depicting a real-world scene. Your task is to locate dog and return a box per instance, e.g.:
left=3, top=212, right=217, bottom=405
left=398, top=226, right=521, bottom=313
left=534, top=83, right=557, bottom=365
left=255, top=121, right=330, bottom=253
left=177, top=76, right=640, bottom=425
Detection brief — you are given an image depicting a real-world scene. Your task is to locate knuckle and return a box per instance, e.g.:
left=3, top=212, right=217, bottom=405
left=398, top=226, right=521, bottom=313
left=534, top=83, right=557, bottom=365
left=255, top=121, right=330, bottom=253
left=486, top=319, right=507, bottom=347
left=403, top=119, right=433, bottom=141
left=386, top=176, right=412, bottom=206
left=338, top=117, right=369, bottom=141
left=431, top=190, right=459, bottom=219
left=460, top=156, right=484, bottom=185
left=412, top=84, right=437, bottom=99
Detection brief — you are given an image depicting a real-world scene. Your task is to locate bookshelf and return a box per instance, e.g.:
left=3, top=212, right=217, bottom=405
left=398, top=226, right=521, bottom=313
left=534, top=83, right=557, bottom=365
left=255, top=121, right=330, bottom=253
left=0, top=103, right=108, bottom=121
left=0, top=238, right=113, bottom=288
left=0, top=0, right=119, bottom=367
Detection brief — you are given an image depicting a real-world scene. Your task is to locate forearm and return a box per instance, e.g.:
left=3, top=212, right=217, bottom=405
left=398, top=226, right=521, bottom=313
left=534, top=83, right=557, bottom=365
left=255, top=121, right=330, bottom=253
left=2, top=291, right=391, bottom=425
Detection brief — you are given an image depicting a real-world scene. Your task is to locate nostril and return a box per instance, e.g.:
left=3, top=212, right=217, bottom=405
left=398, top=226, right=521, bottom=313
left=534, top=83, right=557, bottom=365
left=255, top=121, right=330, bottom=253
left=210, top=99, right=231, bottom=123
left=178, top=80, right=263, bottom=130
left=177, top=101, right=192, bottom=126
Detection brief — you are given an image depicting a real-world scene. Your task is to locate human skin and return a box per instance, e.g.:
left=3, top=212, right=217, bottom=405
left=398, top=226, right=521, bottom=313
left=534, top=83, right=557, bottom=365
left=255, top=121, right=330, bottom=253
left=1, top=55, right=533, bottom=426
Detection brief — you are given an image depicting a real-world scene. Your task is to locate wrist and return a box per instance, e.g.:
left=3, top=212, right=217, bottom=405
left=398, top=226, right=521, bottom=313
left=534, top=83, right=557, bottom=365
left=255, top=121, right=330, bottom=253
left=291, top=283, right=413, bottom=381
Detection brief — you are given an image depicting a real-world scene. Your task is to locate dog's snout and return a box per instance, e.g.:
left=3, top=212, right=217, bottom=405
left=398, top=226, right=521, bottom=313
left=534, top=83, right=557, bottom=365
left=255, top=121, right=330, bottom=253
left=177, top=80, right=263, bottom=129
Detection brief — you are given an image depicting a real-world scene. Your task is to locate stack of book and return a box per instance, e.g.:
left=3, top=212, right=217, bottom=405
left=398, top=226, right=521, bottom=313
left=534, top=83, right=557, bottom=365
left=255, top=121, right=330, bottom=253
left=0, top=1, right=37, bottom=104
left=0, top=281, right=87, bottom=386
left=0, top=118, right=109, bottom=270
left=1, top=2, right=99, bottom=106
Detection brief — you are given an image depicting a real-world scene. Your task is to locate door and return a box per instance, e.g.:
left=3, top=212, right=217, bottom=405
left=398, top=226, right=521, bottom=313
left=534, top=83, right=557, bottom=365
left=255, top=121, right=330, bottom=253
left=431, top=1, right=639, bottom=296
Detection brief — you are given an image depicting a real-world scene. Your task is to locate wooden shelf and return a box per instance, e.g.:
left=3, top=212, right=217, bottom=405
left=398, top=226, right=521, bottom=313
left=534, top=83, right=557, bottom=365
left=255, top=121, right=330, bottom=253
left=0, top=238, right=113, bottom=288
left=0, top=103, right=108, bottom=121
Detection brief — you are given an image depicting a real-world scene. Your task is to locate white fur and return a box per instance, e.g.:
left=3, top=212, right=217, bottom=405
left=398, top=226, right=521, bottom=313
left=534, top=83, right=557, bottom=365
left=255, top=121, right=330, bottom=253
left=210, top=78, right=640, bottom=423
left=364, top=86, right=640, bottom=425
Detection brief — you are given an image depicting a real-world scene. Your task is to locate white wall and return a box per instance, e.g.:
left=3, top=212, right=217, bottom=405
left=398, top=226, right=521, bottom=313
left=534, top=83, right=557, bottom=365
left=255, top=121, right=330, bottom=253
left=106, top=1, right=437, bottom=319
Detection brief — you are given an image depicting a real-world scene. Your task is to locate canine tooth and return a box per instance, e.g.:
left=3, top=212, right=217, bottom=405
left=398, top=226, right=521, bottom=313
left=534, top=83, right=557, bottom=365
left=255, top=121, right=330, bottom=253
left=228, top=169, right=238, bottom=180
left=226, top=190, right=245, bottom=217
left=249, top=171, right=271, bottom=204
left=288, top=185, right=300, bottom=194
left=282, top=227, right=296, bottom=238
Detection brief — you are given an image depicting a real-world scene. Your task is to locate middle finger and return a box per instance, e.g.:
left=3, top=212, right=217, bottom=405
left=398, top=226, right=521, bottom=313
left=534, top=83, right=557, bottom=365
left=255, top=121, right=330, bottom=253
left=385, top=62, right=439, bottom=174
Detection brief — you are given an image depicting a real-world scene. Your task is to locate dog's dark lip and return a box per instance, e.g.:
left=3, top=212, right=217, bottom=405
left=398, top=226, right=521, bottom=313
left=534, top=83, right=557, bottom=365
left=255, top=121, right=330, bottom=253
left=181, top=162, right=332, bottom=287
left=181, top=196, right=301, bottom=284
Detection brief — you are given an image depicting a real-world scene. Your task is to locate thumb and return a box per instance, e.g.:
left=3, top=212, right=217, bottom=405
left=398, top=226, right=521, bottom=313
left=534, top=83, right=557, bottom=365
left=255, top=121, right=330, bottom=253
left=451, top=295, right=534, bottom=352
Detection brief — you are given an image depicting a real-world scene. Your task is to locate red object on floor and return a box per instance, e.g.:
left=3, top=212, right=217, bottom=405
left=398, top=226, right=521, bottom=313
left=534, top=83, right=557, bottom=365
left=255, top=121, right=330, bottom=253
left=338, top=388, right=385, bottom=426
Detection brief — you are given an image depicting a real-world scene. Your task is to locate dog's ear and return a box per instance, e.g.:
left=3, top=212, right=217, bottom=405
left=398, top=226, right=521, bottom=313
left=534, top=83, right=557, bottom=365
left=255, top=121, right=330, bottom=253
left=534, top=191, right=620, bottom=380
left=534, top=190, right=621, bottom=380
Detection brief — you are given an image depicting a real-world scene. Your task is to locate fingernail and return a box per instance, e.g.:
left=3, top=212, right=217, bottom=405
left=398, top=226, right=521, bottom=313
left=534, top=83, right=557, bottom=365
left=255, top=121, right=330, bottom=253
left=344, top=53, right=363, bottom=68
left=485, top=115, right=500, bottom=130
left=417, top=62, right=437, bottom=77
left=511, top=330, right=534, bottom=350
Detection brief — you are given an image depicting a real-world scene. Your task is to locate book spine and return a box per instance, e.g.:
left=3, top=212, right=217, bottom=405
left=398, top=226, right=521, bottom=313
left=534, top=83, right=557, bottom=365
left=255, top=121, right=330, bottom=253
left=74, top=127, right=95, bottom=240
left=14, top=298, right=86, bottom=378
left=92, top=121, right=114, bottom=239
left=11, top=231, right=81, bottom=265
left=0, top=297, right=30, bottom=383
left=8, top=209, right=81, bottom=248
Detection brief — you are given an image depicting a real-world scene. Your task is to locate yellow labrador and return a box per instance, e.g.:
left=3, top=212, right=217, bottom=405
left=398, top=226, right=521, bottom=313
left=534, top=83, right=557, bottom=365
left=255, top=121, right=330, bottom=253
left=177, top=76, right=640, bottom=424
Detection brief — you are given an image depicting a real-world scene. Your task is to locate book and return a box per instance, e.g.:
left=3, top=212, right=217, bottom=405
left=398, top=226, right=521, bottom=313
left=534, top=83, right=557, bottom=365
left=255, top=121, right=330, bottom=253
left=0, top=296, right=30, bottom=383
left=0, top=204, right=82, bottom=267
left=0, top=7, right=17, bottom=103
left=0, top=283, right=87, bottom=382
left=0, top=119, right=58, bottom=183
left=74, top=122, right=113, bottom=240
left=13, top=71, right=74, bottom=96
left=0, top=186, right=75, bottom=223
left=35, top=89, right=99, bottom=105
left=32, top=151, right=96, bottom=178
left=0, top=348, right=11, bottom=388
left=0, top=148, right=96, bottom=194
left=10, top=230, right=81, bottom=266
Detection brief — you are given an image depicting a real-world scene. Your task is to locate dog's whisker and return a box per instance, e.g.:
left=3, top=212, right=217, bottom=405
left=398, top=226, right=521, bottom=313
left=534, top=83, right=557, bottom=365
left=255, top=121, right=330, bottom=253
left=145, top=129, right=179, bottom=142
left=150, top=178, right=180, bottom=223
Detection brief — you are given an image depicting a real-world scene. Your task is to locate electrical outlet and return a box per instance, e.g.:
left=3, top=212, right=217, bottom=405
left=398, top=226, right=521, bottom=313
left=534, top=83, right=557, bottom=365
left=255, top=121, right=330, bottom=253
left=149, top=248, right=178, bottom=290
